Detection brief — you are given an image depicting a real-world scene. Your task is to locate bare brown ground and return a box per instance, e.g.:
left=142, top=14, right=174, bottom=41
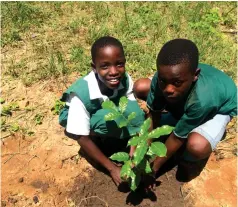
left=1, top=77, right=237, bottom=207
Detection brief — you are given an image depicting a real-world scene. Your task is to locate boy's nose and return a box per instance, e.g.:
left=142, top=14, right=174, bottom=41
left=109, top=66, right=119, bottom=76
left=164, top=84, right=175, bottom=95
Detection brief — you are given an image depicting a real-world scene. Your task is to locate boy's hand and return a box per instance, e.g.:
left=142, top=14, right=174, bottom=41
left=109, top=165, right=122, bottom=186
left=142, top=173, right=156, bottom=192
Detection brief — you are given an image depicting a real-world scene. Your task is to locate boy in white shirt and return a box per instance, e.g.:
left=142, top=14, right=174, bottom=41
left=59, top=36, right=145, bottom=186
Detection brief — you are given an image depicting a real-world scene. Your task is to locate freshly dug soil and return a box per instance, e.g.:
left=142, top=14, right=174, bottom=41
left=69, top=161, right=185, bottom=207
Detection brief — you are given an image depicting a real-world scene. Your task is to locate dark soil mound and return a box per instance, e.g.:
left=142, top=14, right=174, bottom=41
left=69, top=164, right=185, bottom=207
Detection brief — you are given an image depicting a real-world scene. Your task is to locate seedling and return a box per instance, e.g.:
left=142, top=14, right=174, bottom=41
left=9, top=122, right=20, bottom=132
left=0, top=98, right=5, bottom=104
left=34, top=114, right=44, bottom=125
left=102, top=97, right=174, bottom=191
left=51, top=100, right=65, bottom=115
left=1, top=102, right=19, bottom=116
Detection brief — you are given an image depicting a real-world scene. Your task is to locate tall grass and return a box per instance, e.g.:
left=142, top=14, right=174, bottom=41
left=1, top=2, right=237, bottom=86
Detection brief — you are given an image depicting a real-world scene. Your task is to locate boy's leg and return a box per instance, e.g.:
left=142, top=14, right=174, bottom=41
left=133, top=78, right=151, bottom=101
left=177, top=114, right=231, bottom=181
left=185, top=114, right=231, bottom=161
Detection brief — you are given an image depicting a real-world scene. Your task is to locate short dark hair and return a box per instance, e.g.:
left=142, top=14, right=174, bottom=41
left=91, top=36, right=124, bottom=63
left=157, top=39, right=199, bottom=72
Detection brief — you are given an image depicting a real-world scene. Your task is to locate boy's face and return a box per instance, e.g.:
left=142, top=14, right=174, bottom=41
left=158, top=62, right=199, bottom=104
left=92, top=46, right=126, bottom=89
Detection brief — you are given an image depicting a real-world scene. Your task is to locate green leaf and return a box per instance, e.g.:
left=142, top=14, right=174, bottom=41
left=139, top=118, right=151, bottom=136
left=147, top=125, right=174, bottom=139
left=0, top=98, right=5, bottom=104
left=136, top=158, right=152, bottom=174
left=102, top=100, right=118, bottom=112
left=119, top=96, right=128, bottom=114
left=133, top=141, right=148, bottom=166
left=120, top=160, right=132, bottom=180
left=118, top=116, right=128, bottom=128
left=110, top=152, right=130, bottom=162
left=129, top=169, right=141, bottom=191
left=104, top=112, right=120, bottom=121
left=9, top=123, right=20, bottom=132
left=150, top=142, right=167, bottom=157
left=146, top=147, right=154, bottom=156
left=145, top=160, right=152, bottom=173
left=127, top=135, right=146, bottom=146
left=127, top=112, right=136, bottom=122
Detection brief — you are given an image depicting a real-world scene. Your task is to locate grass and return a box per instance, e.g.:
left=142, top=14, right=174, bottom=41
left=1, top=2, right=237, bottom=86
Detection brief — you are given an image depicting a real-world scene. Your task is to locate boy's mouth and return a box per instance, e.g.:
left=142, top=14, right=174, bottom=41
left=107, top=78, right=120, bottom=86
left=165, top=96, right=178, bottom=103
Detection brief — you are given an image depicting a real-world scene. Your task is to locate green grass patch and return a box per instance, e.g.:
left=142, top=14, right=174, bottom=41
left=2, top=2, right=237, bottom=85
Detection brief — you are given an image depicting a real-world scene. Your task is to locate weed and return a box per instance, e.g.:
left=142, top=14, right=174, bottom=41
left=189, top=7, right=223, bottom=36
left=9, top=123, right=20, bottom=132
left=4, top=59, right=26, bottom=78
left=86, top=25, right=110, bottom=45
left=70, top=46, right=84, bottom=63
left=0, top=117, right=7, bottom=131
left=52, top=100, right=65, bottom=115
left=34, top=114, right=44, bottom=125
left=0, top=98, right=5, bottom=104
left=1, top=2, right=47, bottom=46
left=1, top=102, right=20, bottom=116
left=92, top=2, right=110, bottom=23
left=48, top=51, right=68, bottom=78
left=68, top=19, right=81, bottom=34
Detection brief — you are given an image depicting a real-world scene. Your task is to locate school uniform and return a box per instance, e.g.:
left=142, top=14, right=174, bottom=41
left=59, top=71, right=145, bottom=140
left=147, top=63, right=237, bottom=161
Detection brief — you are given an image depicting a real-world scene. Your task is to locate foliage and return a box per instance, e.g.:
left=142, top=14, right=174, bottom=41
left=1, top=2, right=47, bottom=46
left=102, top=97, right=174, bottom=191
left=1, top=102, right=20, bottom=116
left=102, top=97, right=136, bottom=128
left=2, top=2, right=236, bottom=85
left=9, top=123, right=20, bottom=132
left=0, top=98, right=5, bottom=104
left=34, top=114, right=44, bottom=125
left=112, top=118, right=173, bottom=191
left=51, top=100, right=65, bottom=115
left=48, top=51, right=68, bottom=77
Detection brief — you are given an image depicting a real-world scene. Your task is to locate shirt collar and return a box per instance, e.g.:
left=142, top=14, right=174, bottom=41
left=84, top=71, right=124, bottom=100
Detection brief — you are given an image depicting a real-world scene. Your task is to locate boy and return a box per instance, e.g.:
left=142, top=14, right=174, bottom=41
left=134, top=38, right=237, bottom=182
left=59, top=36, right=145, bottom=186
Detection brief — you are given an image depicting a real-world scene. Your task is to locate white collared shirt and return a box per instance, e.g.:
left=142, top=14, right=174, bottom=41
left=66, top=71, right=135, bottom=136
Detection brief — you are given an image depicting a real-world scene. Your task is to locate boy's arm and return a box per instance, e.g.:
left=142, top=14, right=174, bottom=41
left=65, top=95, right=121, bottom=186
left=78, top=135, right=121, bottom=186
left=66, top=132, right=122, bottom=186
left=152, top=132, right=185, bottom=174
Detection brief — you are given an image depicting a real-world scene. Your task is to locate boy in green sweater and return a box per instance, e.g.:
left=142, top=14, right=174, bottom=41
left=134, top=38, right=237, bottom=182
left=59, top=36, right=145, bottom=186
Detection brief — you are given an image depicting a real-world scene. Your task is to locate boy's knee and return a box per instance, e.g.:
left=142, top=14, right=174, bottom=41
left=133, top=78, right=151, bottom=101
left=186, top=132, right=212, bottom=160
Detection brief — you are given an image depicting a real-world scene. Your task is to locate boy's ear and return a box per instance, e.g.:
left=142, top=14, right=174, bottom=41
left=193, top=68, right=200, bottom=82
left=91, top=63, right=96, bottom=73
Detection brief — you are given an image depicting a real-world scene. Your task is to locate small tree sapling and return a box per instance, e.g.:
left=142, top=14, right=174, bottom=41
left=102, top=97, right=174, bottom=191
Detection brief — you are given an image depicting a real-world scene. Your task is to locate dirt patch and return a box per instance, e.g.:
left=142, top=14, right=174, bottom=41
left=182, top=154, right=237, bottom=207
left=69, top=163, right=185, bottom=207
left=1, top=77, right=237, bottom=207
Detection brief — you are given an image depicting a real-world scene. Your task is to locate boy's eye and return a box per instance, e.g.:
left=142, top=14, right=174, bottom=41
left=158, top=79, right=165, bottom=84
left=100, top=64, right=109, bottom=69
left=174, top=81, right=182, bottom=87
left=117, top=62, right=125, bottom=67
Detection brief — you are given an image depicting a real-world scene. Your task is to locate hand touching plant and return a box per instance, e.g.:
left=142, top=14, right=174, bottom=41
left=102, top=97, right=174, bottom=191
